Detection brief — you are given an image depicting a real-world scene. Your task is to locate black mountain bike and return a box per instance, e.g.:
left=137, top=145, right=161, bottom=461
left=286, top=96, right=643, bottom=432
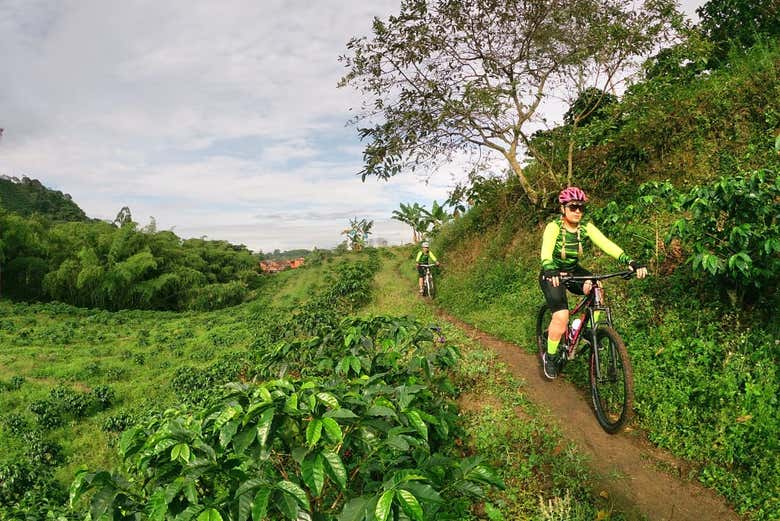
left=536, top=271, right=636, bottom=434
left=419, top=264, right=436, bottom=298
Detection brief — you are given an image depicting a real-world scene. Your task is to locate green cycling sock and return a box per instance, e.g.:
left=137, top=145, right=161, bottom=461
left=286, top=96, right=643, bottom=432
left=547, top=338, right=560, bottom=355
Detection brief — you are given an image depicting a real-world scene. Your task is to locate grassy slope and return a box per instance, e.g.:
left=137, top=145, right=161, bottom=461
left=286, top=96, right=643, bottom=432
left=0, top=259, right=335, bottom=483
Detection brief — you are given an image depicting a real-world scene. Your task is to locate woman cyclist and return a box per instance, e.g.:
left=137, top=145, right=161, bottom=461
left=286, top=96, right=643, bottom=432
left=416, top=241, right=440, bottom=295
left=540, top=187, right=648, bottom=379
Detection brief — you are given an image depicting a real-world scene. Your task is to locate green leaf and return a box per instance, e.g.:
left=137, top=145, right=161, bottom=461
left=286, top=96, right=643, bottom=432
left=466, top=465, right=506, bottom=488
left=306, top=418, right=323, bottom=447
left=321, top=449, right=347, bottom=489
left=366, top=405, right=396, bottom=418
left=405, top=410, right=428, bottom=441
left=316, top=392, right=340, bottom=409
left=251, top=488, right=271, bottom=521
left=118, top=426, right=143, bottom=457
left=375, top=490, right=395, bottom=521
left=396, top=489, right=424, bottom=521
left=232, top=426, right=257, bottom=453
left=301, top=453, right=326, bottom=496
left=324, top=408, right=359, bottom=419
left=147, top=488, right=168, bottom=521
left=387, top=434, right=410, bottom=451
left=256, top=408, right=275, bottom=447
left=197, top=508, right=223, bottom=521
left=277, top=491, right=299, bottom=520
left=237, top=492, right=253, bottom=521
left=235, top=478, right=264, bottom=498
left=277, top=480, right=310, bottom=510
left=283, top=393, right=299, bottom=414
left=214, top=405, right=241, bottom=431
left=171, top=443, right=190, bottom=463
left=339, top=496, right=368, bottom=521
left=322, top=417, right=343, bottom=443
left=220, top=419, right=240, bottom=448
left=402, top=482, right=442, bottom=503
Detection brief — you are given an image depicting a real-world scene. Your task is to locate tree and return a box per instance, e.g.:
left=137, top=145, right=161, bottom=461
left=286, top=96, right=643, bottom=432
left=421, top=200, right=453, bottom=237
left=340, top=0, right=680, bottom=207
left=341, top=217, right=374, bottom=251
left=391, top=202, right=428, bottom=243
left=697, top=0, right=780, bottom=67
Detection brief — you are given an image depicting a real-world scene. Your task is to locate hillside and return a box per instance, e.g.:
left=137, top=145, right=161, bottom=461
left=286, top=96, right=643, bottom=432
left=425, top=40, right=779, bottom=521
left=0, top=176, right=88, bottom=222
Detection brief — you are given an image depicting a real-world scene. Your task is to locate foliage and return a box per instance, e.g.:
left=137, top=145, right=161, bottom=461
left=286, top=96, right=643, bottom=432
left=0, top=175, right=88, bottom=222
left=668, top=169, right=780, bottom=302
left=342, top=217, right=374, bottom=252
left=339, top=0, right=680, bottom=205
left=391, top=203, right=428, bottom=244
left=697, top=0, right=780, bottom=67
left=70, top=316, right=504, bottom=521
left=0, top=204, right=262, bottom=311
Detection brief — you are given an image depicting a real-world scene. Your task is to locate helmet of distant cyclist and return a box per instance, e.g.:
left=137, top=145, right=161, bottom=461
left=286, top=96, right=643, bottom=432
left=558, top=186, right=588, bottom=204
left=421, top=241, right=429, bottom=248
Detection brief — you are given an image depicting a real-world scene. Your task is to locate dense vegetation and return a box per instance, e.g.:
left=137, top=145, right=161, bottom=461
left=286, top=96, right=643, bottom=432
left=0, top=176, right=88, bottom=222
left=428, top=38, right=780, bottom=521
left=0, top=208, right=263, bottom=311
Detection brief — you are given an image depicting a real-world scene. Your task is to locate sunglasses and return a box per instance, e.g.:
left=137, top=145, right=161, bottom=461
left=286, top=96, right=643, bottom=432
left=565, top=203, right=586, bottom=212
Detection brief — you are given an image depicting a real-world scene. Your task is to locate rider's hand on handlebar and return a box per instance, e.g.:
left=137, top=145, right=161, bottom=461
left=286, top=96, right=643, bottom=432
left=544, top=269, right=562, bottom=287
left=629, top=260, right=648, bottom=279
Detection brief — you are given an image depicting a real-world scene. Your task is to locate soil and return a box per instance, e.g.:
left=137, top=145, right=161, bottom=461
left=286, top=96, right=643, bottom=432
left=436, top=309, right=742, bottom=521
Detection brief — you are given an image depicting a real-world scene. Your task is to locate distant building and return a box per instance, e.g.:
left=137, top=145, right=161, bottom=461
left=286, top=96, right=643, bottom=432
left=259, top=257, right=305, bottom=273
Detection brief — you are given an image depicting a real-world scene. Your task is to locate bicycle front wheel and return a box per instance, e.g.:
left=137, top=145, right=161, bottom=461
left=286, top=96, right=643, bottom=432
left=589, top=326, right=634, bottom=434
left=426, top=273, right=435, bottom=298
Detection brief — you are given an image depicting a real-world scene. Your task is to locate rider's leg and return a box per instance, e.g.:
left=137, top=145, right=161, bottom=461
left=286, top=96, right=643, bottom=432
left=418, top=277, right=424, bottom=293
left=547, top=310, right=569, bottom=355
left=539, top=269, right=569, bottom=356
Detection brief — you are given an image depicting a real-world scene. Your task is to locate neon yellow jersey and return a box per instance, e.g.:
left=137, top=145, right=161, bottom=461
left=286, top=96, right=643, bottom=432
left=416, top=250, right=438, bottom=264
left=540, top=218, right=630, bottom=271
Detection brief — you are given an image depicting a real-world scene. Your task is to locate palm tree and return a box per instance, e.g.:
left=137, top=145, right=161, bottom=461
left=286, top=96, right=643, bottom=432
left=391, top=203, right=428, bottom=243
left=421, top=200, right=453, bottom=237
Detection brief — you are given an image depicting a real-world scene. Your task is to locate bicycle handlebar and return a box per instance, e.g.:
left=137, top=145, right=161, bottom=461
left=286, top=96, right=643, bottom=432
left=558, top=270, right=635, bottom=282
left=417, top=263, right=439, bottom=267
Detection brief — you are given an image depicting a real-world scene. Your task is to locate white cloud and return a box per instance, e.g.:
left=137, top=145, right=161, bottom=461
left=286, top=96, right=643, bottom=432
left=0, top=0, right=707, bottom=253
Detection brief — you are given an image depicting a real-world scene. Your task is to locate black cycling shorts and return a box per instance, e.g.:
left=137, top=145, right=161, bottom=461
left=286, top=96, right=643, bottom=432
left=539, top=265, right=592, bottom=313
left=417, top=265, right=428, bottom=277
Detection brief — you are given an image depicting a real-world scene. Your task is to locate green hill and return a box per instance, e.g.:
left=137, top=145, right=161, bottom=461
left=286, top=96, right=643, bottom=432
left=427, top=41, right=779, bottom=521
left=0, top=175, right=89, bottom=222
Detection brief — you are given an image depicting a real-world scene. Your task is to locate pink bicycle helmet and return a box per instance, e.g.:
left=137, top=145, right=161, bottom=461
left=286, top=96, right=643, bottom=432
left=558, top=186, right=588, bottom=204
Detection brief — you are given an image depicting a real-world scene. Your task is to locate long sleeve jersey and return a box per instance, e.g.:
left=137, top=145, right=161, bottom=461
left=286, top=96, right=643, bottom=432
left=415, top=250, right=438, bottom=264
left=540, top=218, right=630, bottom=272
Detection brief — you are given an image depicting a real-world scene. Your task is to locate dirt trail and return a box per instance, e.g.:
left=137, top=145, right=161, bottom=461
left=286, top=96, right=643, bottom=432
left=435, top=309, right=741, bottom=521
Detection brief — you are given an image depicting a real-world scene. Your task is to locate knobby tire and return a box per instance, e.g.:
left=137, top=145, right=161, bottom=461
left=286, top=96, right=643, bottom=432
left=589, top=325, right=634, bottom=434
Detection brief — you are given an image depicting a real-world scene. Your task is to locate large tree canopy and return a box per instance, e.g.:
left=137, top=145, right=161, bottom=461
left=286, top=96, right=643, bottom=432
left=340, top=0, right=681, bottom=206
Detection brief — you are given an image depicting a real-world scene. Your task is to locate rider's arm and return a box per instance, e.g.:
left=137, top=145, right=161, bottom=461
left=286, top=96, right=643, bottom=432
left=540, top=222, right=560, bottom=271
left=585, top=222, right=631, bottom=264
left=429, top=252, right=438, bottom=263
left=415, top=251, right=423, bottom=263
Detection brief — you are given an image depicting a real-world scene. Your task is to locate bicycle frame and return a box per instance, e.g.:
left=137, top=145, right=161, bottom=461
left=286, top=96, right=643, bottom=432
left=557, top=271, right=632, bottom=363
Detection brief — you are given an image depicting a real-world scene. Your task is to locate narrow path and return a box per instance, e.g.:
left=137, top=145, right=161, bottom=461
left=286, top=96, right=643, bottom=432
left=436, top=308, right=741, bottom=521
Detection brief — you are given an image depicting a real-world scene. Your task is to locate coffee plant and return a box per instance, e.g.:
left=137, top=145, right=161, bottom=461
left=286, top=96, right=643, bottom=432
left=70, top=315, right=503, bottom=520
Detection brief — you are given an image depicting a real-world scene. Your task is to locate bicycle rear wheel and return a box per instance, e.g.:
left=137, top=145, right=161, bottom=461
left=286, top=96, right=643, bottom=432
left=426, top=272, right=435, bottom=298
left=589, top=325, right=633, bottom=434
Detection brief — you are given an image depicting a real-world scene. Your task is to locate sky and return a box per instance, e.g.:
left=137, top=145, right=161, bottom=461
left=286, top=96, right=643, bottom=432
left=0, top=0, right=706, bottom=252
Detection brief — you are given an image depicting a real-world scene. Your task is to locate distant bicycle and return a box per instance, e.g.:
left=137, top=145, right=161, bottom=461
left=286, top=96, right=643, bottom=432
left=418, top=263, right=437, bottom=298
left=536, top=271, right=636, bottom=434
